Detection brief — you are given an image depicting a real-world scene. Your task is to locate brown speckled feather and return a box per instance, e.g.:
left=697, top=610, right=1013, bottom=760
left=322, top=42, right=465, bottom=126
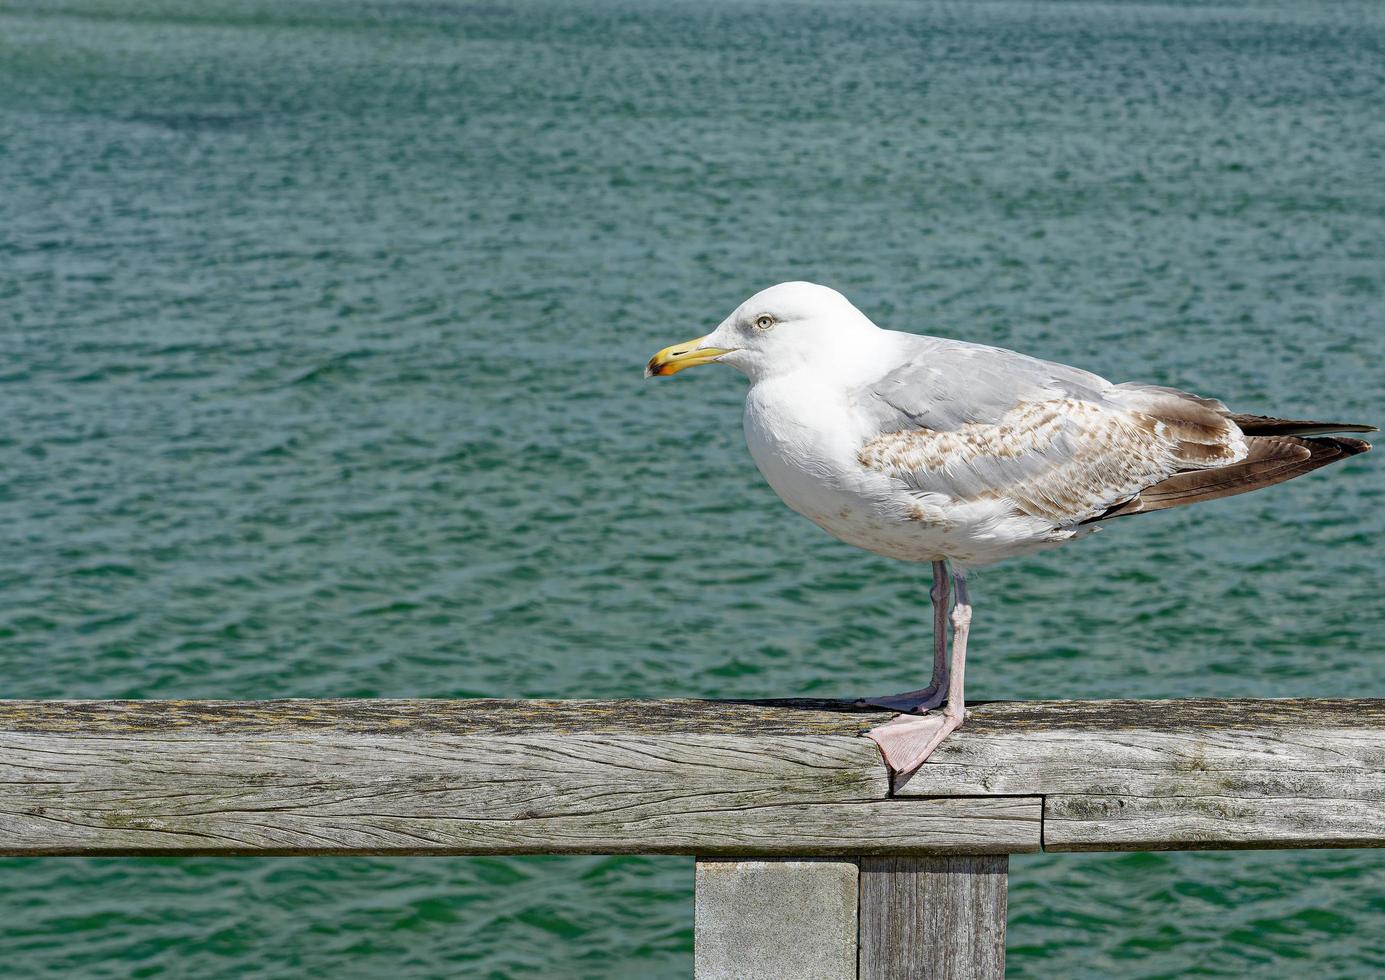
left=857, top=387, right=1254, bottom=526
left=1090, top=434, right=1372, bottom=521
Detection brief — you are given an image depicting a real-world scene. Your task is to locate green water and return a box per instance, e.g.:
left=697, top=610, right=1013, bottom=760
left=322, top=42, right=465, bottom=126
left=2, top=0, right=1383, bottom=974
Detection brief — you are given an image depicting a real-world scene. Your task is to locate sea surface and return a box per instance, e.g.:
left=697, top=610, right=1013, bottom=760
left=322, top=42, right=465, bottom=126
left=2, top=0, right=1383, bottom=975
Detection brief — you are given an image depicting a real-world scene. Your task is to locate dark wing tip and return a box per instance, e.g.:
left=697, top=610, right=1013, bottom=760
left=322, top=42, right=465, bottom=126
left=1229, top=413, right=1377, bottom=437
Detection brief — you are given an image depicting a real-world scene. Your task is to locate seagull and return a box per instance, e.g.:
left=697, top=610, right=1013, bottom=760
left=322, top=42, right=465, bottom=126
left=645, top=281, right=1374, bottom=777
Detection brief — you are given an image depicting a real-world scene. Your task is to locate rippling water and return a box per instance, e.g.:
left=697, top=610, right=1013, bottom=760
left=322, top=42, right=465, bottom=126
left=2, top=0, right=1383, bottom=975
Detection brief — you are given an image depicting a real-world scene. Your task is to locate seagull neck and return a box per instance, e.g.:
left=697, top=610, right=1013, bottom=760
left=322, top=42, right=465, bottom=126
left=753, top=332, right=893, bottom=390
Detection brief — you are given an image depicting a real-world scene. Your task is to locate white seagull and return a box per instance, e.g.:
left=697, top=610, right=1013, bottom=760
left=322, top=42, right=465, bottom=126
left=646, top=281, right=1374, bottom=777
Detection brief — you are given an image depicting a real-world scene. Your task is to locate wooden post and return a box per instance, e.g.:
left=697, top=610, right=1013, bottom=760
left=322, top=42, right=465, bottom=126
left=694, top=855, right=1007, bottom=979
left=858, top=855, right=1007, bottom=980
left=694, top=858, right=858, bottom=980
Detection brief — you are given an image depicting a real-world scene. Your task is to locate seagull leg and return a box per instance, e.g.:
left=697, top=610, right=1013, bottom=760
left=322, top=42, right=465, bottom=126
left=855, top=560, right=951, bottom=713
left=866, top=569, right=972, bottom=777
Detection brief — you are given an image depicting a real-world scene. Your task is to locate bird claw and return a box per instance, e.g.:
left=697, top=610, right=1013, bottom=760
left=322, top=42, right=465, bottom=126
left=854, top=689, right=945, bottom=714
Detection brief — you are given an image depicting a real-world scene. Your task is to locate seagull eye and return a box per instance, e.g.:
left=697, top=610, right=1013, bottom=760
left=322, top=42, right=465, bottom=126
left=754, top=314, right=775, bottom=331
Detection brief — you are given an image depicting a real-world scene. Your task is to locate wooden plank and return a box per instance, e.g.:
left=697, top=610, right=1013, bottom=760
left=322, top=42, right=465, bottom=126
left=7, top=697, right=1382, bottom=855
left=895, top=698, right=1385, bottom=850
left=694, top=859, right=857, bottom=980
left=0, top=700, right=1040, bottom=856
left=858, top=855, right=1007, bottom=980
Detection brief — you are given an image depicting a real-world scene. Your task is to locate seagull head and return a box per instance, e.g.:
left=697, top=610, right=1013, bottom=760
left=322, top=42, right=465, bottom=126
left=645, top=281, right=881, bottom=383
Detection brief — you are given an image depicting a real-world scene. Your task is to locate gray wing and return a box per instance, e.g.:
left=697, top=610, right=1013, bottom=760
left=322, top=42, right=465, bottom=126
left=860, top=334, right=1113, bottom=432
left=852, top=333, right=1251, bottom=526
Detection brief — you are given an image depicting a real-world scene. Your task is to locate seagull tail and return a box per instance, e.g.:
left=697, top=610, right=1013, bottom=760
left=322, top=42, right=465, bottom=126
left=1089, top=433, right=1372, bottom=522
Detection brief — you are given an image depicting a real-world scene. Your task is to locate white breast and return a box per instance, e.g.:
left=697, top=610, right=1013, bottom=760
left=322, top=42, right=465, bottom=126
left=742, top=375, right=921, bottom=552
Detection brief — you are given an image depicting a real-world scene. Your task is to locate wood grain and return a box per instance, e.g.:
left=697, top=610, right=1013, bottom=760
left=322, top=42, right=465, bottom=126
left=0, top=700, right=1037, bottom=856
left=3, top=697, right=1381, bottom=855
left=897, top=698, right=1385, bottom=851
left=858, top=855, right=1007, bottom=980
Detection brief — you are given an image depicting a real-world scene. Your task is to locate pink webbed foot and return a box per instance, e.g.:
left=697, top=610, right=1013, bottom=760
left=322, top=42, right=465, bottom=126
left=853, top=687, right=946, bottom=714
left=865, top=709, right=964, bottom=777
left=864, top=562, right=973, bottom=778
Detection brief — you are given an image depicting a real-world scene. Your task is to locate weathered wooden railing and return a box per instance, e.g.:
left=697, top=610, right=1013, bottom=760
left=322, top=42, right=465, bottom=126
left=3, top=698, right=1383, bottom=978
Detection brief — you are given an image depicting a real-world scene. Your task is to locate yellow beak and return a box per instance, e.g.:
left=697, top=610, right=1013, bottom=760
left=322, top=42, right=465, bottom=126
left=645, top=336, right=735, bottom=377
